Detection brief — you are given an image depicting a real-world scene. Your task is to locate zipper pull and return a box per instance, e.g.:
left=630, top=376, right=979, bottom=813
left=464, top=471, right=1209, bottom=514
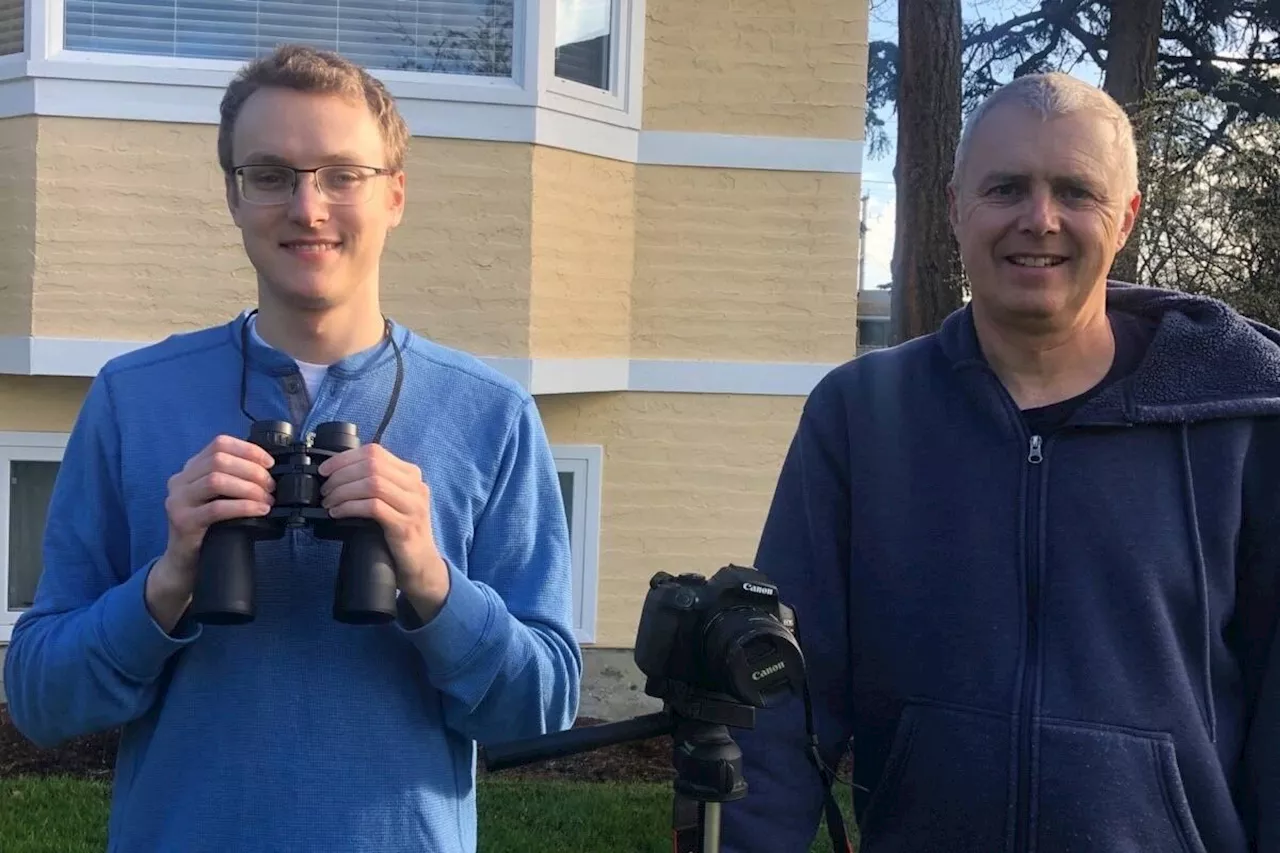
left=1028, top=435, right=1043, bottom=464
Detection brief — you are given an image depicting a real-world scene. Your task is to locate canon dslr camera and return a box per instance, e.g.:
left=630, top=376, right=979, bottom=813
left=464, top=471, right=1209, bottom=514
left=190, top=419, right=398, bottom=626
left=633, top=565, right=806, bottom=708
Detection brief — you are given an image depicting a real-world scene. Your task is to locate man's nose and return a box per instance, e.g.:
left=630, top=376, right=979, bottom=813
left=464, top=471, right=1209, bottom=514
left=1019, top=188, right=1061, bottom=235
left=288, top=173, right=329, bottom=225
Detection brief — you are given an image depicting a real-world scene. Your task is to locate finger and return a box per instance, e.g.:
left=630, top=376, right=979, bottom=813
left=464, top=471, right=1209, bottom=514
left=326, top=497, right=398, bottom=528
left=316, top=446, right=367, bottom=478
left=192, top=451, right=277, bottom=492
left=185, top=470, right=275, bottom=505
left=195, top=499, right=273, bottom=529
left=321, top=454, right=421, bottom=496
left=169, top=498, right=271, bottom=539
left=201, top=435, right=277, bottom=471
left=323, top=476, right=418, bottom=517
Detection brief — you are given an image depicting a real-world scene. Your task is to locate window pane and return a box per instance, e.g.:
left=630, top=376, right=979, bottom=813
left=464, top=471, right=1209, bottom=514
left=557, top=471, right=575, bottom=539
left=64, top=0, right=515, bottom=77
left=554, top=0, right=610, bottom=90
left=9, top=461, right=59, bottom=611
left=0, top=0, right=24, bottom=55
left=858, top=319, right=891, bottom=348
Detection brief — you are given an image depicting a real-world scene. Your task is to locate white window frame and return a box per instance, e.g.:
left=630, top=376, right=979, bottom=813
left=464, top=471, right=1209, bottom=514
left=5, top=0, right=645, bottom=133
left=0, top=431, right=68, bottom=644
left=551, top=444, right=601, bottom=645
left=540, top=0, right=640, bottom=121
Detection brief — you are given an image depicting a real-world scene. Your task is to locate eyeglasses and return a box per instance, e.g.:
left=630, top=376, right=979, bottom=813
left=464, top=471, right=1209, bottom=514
left=232, top=164, right=396, bottom=205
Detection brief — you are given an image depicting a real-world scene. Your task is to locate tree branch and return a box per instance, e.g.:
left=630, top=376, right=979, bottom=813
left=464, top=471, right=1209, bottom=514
left=1060, top=16, right=1106, bottom=66
left=961, top=9, right=1047, bottom=50
left=1014, top=27, right=1065, bottom=76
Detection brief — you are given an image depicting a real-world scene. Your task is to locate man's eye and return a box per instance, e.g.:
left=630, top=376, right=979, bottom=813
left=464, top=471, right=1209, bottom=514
left=248, top=169, right=289, bottom=187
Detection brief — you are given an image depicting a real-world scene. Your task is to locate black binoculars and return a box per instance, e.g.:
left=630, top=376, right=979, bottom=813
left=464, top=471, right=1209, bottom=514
left=190, top=419, right=399, bottom=626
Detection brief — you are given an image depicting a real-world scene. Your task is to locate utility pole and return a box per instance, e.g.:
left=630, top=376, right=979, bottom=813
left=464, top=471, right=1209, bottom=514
left=858, top=191, right=870, bottom=292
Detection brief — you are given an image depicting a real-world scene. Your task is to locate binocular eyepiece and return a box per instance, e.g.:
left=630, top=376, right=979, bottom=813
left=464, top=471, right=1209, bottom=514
left=190, top=419, right=399, bottom=626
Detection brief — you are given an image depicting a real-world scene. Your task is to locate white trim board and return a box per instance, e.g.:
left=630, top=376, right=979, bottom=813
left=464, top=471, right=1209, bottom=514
left=551, top=444, right=603, bottom=645
left=0, top=336, right=841, bottom=396
left=0, top=75, right=863, bottom=174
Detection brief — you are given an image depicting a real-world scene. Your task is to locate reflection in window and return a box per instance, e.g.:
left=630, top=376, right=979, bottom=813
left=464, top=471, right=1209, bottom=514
left=64, top=0, right=516, bottom=78
left=857, top=318, right=891, bottom=349
left=8, top=461, right=59, bottom=611
left=554, top=0, right=611, bottom=90
left=557, top=470, right=575, bottom=536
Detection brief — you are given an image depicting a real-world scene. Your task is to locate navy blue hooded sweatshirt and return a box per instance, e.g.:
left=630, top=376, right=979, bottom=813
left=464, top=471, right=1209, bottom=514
left=721, top=283, right=1280, bottom=853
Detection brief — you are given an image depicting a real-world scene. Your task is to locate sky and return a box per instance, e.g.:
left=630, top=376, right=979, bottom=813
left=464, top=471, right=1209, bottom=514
left=858, top=1, right=1106, bottom=290
left=858, top=4, right=898, bottom=291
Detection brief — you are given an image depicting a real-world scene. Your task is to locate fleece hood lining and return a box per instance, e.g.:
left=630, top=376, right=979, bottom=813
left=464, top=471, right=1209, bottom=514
left=939, top=281, right=1280, bottom=426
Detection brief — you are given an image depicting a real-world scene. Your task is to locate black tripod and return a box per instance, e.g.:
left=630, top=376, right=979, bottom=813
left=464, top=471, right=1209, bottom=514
left=482, top=684, right=755, bottom=853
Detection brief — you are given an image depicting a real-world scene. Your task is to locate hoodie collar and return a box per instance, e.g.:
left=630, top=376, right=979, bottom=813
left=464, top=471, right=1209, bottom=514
left=226, top=309, right=411, bottom=379
left=938, top=281, right=1280, bottom=424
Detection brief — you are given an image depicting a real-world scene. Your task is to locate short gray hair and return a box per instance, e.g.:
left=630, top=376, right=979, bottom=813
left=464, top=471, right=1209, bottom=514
left=951, top=72, right=1138, bottom=196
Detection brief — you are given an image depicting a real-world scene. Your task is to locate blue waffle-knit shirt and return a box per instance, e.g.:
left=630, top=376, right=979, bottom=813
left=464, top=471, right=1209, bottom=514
left=4, top=310, right=583, bottom=852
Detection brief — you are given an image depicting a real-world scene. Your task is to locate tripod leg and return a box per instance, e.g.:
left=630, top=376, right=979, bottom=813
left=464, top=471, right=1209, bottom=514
left=672, top=793, right=703, bottom=853
left=702, top=801, right=721, bottom=853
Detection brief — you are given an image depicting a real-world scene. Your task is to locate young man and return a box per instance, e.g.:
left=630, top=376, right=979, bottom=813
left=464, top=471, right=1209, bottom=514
left=723, top=73, right=1280, bottom=852
left=3, top=45, right=581, bottom=852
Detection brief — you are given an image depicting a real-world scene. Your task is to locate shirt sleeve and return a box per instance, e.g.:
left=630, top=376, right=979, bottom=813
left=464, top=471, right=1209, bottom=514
left=395, top=396, right=583, bottom=744
left=3, top=372, right=201, bottom=749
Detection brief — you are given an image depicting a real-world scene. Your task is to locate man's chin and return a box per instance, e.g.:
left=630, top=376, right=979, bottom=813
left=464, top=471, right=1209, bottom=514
left=262, top=276, right=341, bottom=312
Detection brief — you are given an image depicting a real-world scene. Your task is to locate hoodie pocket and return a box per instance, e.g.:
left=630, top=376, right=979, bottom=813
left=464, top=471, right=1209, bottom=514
left=858, top=699, right=1012, bottom=853
left=1036, top=719, right=1207, bottom=853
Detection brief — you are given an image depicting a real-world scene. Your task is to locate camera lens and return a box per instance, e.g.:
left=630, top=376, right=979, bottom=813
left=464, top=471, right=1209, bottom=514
left=703, top=608, right=805, bottom=707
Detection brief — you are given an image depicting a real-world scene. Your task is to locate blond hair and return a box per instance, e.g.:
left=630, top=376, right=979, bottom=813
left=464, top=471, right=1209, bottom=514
left=217, top=44, right=410, bottom=174
left=952, top=72, right=1138, bottom=196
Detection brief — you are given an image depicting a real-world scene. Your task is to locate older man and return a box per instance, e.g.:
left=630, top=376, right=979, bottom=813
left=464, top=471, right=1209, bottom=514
left=722, top=72, right=1280, bottom=853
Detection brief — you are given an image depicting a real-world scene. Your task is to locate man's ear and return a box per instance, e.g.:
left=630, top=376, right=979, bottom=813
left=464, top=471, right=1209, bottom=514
left=226, top=174, right=243, bottom=227
left=387, top=170, right=406, bottom=230
left=1116, top=190, right=1142, bottom=249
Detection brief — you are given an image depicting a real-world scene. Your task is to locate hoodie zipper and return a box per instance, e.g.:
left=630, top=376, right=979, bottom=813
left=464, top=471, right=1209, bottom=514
left=1015, top=432, right=1045, bottom=852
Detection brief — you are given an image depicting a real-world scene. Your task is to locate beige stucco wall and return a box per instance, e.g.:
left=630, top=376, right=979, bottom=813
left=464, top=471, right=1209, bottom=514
left=632, top=166, right=860, bottom=362
left=529, top=147, right=635, bottom=359
left=537, top=392, right=803, bottom=648
left=642, top=0, right=869, bottom=138
left=382, top=139, right=534, bottom=357
left=18, top=121, right=860, bottom=364
left=25, top=119, right=537, bottom=356
left=31, top=120, right=252, bottom=338
left=0, top=117, right=36, bottom=337
left=0, top=376, right=92, bottom=431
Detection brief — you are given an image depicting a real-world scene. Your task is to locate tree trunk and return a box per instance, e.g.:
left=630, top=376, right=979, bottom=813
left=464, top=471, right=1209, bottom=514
left=890, top=0, right=964, bottom=344
left=1102, top=0, right=1163, bottom=284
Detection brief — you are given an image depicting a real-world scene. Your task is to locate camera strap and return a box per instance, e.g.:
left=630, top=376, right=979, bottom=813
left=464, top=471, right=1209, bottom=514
left=793, top=607, right=855, bottom=852
left=811, top=743, right=854, bottom=852
left=238, top=309, right=404, bottom=443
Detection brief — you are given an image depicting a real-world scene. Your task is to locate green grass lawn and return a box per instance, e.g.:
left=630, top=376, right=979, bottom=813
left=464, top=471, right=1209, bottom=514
left=0, top=775, right=858, bottom=852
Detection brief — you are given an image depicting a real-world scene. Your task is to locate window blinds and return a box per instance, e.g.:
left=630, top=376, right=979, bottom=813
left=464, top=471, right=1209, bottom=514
left=0, top=0, right=22, bottom=55
left=64, top=0, right=515, bottom=76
